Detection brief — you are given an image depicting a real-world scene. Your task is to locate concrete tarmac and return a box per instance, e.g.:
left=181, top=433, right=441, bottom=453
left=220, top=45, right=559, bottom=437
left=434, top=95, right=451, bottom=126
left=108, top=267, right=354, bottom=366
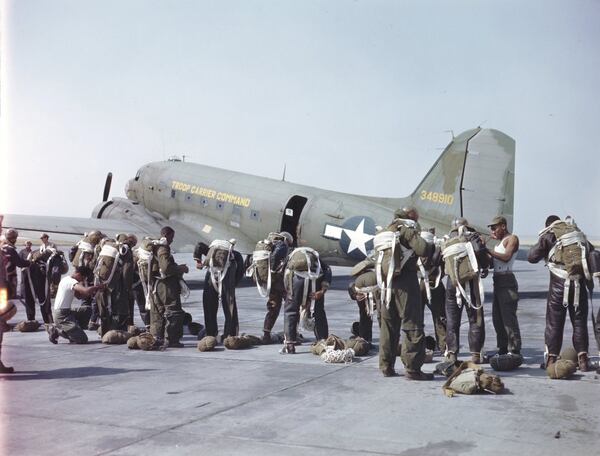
left=1, top=258, right=599, bottom=455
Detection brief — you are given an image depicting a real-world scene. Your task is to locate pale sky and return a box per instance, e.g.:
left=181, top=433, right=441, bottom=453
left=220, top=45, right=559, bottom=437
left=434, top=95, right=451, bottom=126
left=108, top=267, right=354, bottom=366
left=1, top=0, right=599, bottom=236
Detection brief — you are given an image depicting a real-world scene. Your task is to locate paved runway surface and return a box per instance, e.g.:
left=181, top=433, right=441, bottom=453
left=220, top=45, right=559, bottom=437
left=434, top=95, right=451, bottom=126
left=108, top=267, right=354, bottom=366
left=1, top=258, right=599, bottom=455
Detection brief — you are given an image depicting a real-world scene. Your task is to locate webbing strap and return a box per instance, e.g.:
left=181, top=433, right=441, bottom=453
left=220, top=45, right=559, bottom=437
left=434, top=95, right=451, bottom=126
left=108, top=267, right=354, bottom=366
left=24, top=268, right=42, bottom=307
left=355, top=285, right=379, bottom=317
left=417, top=258, right=431, bottom=305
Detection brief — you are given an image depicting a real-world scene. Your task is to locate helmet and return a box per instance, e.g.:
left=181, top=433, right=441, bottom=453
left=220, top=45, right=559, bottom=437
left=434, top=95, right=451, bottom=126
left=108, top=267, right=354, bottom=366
left=87, top=230, right=104, bottom=245
left=451, top=217, right=469, bottom=229
left=126, top=233, right=138, bottom=247
left=279, top=231, right=293, bottom=246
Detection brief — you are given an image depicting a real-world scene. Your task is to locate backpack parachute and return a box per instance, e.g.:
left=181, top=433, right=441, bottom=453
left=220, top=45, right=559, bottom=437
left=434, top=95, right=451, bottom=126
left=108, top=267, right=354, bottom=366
left=285, top=247, right=321, bottom=331
left=95, top=238, right=129, bottom=284
left=373, top=219, right=417, bottom=307
left=441, top=226, right=484, bottom=308
left=541, top=217, right=591, bottom=307
left=135, top=237, right=167, bottom=310
left=206, top=239, right=236, bottom=306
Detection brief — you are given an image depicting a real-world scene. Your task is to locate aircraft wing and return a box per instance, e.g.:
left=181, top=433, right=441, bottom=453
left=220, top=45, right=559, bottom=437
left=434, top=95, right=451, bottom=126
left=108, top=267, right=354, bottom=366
left=1, top=213, right=254, bottom=255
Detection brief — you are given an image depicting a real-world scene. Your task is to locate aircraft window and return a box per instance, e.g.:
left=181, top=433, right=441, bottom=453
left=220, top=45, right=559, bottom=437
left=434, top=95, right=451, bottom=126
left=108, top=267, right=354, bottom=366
left=250, top=210, right=260, bottom=220
left=186, top=194, right=191, bottom=201
left=201, top=198, right=208, bottom=207
left=171, top=189, right=176, bottom=199
left=135, top=169, right=142, bottom=181
left=216, top=201, right=224, bottom=210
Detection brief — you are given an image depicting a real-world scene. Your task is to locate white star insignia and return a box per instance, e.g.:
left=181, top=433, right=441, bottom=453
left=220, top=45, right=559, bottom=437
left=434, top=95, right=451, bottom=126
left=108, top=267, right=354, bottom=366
left=343, top=219, right=374, bottom=255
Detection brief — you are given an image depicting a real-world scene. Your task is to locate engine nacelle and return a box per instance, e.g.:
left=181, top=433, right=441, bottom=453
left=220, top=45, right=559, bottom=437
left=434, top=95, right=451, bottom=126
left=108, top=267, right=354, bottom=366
left=91, top=197, right=162, bottom=226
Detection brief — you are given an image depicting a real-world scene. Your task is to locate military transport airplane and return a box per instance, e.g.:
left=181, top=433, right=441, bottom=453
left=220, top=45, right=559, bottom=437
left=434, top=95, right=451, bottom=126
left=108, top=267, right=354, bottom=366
left=3, top=127, right=514, bottom=266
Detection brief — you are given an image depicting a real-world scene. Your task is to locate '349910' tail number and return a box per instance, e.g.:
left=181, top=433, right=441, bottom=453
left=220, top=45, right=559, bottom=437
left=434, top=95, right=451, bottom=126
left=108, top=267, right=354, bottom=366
left=420, top=191, right=454, bottom=205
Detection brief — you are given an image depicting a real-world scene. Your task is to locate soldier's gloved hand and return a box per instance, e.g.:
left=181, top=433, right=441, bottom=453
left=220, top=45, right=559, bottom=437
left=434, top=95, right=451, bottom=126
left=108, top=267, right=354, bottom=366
left=480, top=269, right=489, bottom=279
left=178, top=264, right=189, bottom=274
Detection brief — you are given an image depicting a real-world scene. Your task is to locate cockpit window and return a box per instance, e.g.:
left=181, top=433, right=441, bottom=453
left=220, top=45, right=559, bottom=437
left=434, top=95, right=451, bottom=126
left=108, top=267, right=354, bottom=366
left=135, top=169, right=142, bottom=181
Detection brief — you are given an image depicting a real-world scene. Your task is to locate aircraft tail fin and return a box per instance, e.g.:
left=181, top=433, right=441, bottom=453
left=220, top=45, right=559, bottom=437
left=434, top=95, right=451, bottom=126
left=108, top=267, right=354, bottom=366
left=411, top=128, right=515, bottom=232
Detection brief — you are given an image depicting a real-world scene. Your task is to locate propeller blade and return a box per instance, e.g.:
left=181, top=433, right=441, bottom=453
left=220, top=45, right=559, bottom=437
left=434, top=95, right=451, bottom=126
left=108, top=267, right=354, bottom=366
left=102, top=172, right=113, bottom=202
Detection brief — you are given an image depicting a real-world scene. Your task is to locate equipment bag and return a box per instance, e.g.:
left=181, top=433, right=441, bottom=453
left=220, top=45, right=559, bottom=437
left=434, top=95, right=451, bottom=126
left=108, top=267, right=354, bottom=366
left=441, top=226, right=483, bottom=309
left=541, top=218, right=591, bottom=307
left=373, top=219, right=416, bottom=308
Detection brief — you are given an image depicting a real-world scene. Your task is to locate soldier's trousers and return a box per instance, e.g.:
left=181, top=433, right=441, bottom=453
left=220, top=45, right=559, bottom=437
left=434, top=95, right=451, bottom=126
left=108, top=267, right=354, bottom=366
left=356, top=297, right=380, bottom=342
left=379, top=286, right=425, bottom=373
left=203, top=273, right=239, bottom=338
left=150, top=279, right=185, bottom=344
left=492, top=273, right=521, bottom=354
left=53, top=308, right=89, bottom=344
left=421, top=282, right=446, bottom=351
left=284, top=276, right=328, bottom=343
left=129, top=284, right=150, bottom=327
left=263, top=286, right=286, bottom=333
left=545, top=277, right=589, bottom=356
left=97, top=289, right=129, bottom=336
left=445, top=280, right=485, bottom=356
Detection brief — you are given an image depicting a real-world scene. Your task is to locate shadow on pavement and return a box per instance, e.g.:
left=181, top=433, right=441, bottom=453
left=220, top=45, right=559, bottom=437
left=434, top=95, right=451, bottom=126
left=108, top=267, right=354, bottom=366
left=1, top=366, right=156, bottom=381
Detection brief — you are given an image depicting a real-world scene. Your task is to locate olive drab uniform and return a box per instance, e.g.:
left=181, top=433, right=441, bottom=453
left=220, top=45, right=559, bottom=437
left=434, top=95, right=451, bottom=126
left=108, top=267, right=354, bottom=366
left=130, top=254, right=150, bottom=327
left=528, top=221, right=594, bottom=361
left=95, top=238, right=132, bottom=336
left=443, top=227, right=489, bottom=361
left=348, top=269, right=381, bottom=342
left=202, top=241, right=244, bottom=339
left=377, top=220, right=435, bottom=375
left=1, top=241, right=30, bottom=300
left=148, top=242, right=187, bottom=346
left=283, top=254, right=331, bottom=345
left=417, top=255, right=446, bottom=352
left=70, top=233, right=103, bottom=327
left=261, top=239, right=290, bottom=335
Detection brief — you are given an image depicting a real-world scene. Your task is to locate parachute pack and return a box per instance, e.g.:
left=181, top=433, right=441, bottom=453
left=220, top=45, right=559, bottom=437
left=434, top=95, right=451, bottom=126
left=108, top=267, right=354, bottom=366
left=247, top=232, right=285, bottom=297
left=135, top=237, right=168, bottom=310
left=206, top=239, right=236, bottom=306
left=540, top=217, right=592, bottom=307
left=353, top=270, right=379, bottom=318
left=285, top=247, right=321, bottom=331
left=95, top=238, right=130, bottom=285
left=441, top=226, right=484, bottom=308
left=373, top=219, right=417, bottom=307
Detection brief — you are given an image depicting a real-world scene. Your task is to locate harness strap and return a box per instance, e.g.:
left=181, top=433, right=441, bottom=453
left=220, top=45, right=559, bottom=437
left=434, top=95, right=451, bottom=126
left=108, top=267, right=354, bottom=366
left=251, top=250, right=271, bottom=298
left=209, top=242, right=234, bottom=308
left=548, top=263, right=583, bottom=308
left=355, top=285, right=379, bottom=317
left=417, top=258, right=431, bottom=305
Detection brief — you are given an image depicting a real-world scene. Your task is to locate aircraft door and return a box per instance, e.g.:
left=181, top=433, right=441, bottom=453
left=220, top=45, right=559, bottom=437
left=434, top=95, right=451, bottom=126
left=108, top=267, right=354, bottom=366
left=280, top=195, right=308, bottom=247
